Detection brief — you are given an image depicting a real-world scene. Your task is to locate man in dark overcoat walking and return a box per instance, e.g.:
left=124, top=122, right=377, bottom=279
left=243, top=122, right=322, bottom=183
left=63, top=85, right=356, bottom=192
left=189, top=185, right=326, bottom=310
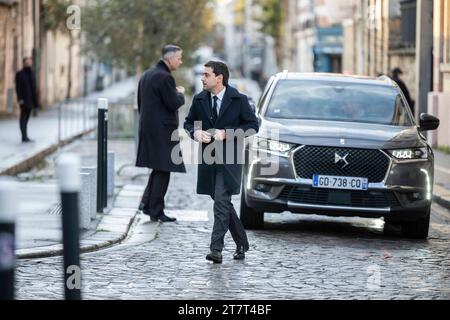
left=136, top=45, right=186, bottom=222
left=15, top=57, right=38, bottom=143
left=184, top=61, right=259, bottom=263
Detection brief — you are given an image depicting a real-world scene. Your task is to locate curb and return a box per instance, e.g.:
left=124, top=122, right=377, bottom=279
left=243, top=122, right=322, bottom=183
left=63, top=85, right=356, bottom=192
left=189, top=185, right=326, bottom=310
left=433, top=193, right=450, bottom=211
left=0, top=129, right=95, bottom=176
left=16, top=209, right=140, bottom=260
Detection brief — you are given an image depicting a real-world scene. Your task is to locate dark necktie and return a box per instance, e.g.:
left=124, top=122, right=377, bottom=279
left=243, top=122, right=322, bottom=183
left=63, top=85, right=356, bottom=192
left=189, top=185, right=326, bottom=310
left=212, top=96, right=218, bottom=124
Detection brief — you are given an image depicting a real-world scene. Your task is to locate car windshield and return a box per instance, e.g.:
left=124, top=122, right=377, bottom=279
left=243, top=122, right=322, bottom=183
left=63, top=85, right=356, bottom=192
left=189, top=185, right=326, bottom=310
left=265, top=80, right=414, bottom=126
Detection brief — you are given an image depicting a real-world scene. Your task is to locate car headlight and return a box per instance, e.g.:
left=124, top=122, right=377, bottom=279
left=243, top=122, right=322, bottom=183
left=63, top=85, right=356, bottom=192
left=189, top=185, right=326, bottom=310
left=387, top=147, right=428, bottom=160
left=252, top=137, right=296, bottom=154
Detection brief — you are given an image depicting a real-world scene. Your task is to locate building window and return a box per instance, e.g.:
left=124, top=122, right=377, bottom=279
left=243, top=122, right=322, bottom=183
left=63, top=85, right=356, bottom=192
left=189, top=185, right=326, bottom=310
left=389, top=0, right=417, bottom=50
left=399, top=0, right=416, bottom=48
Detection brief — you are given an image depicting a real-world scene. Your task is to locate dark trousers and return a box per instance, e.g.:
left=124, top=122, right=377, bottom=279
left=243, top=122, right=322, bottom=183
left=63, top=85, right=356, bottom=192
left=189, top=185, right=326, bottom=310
left=210, top=168, right=249, bottom=253
left=19, top=105, right=32, bottom=140
left=141, top=170, right=171, bottom=218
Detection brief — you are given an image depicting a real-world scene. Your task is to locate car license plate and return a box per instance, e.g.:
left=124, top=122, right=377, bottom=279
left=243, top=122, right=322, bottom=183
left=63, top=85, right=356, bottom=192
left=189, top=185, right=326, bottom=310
left=313, top=175, right=368, bottom=191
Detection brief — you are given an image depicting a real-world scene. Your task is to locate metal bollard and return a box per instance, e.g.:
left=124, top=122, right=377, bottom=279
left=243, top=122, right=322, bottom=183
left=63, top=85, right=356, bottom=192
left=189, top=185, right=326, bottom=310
left=57, top=154, right=82, bottom=300
left=134, top=105, right=139, bottom=155
left=97, top=98, right=108, bottom=213
left=0, top=180, right=16, bottom=300
left=107, top=152, right=115, bottom=197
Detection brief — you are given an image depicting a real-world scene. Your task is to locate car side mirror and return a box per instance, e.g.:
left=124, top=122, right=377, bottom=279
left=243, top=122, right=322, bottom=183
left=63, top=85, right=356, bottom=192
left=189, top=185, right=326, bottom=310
left=419, top=113, right=440, bottom=132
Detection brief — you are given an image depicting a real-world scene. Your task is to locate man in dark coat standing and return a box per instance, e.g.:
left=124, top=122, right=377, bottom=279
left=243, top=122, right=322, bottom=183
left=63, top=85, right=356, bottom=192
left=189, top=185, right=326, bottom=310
left=391, top=67, right=414, bottom=115
left=15, top=57, right=38, bottom=143
left=136, top=45, right=186, bottom=222
left=184, top=61, right=259, bottom=263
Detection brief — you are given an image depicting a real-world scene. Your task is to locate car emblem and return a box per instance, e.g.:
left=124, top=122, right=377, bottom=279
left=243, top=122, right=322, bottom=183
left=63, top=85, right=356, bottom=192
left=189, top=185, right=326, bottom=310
left=340, top=139, right=345, bottom=145
left=335, top=153, right=350, bottom=168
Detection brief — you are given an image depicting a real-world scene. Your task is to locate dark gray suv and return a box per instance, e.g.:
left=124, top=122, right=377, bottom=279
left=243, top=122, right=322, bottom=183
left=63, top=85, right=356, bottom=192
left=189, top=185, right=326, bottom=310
left=241, top=72, right=440, bottom=239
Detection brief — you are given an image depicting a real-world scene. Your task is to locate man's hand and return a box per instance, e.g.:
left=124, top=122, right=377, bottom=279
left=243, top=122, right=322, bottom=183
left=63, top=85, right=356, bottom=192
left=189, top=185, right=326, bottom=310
left=18, top=100, right=24, bottom=106
left=213, top=129, right=226, bottom=142
left=194, top=130, right=212, bottom=144
left=176, top=86, right=186, bottom=95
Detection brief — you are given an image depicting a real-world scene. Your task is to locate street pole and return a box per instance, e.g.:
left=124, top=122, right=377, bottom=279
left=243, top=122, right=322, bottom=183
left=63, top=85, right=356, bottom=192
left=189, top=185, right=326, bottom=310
left=103, top=101, right=108, bottom=209
left=134, top=105, right=139, bottom=155
left=415, top=0, right=434, bottom=125
left=244, top=0, right=252, bottom=79
left=0, top=180, right=17, bottom=300
left=97, top=98, right=108, bottom=213
left=57, top=154, right=82, bottom=300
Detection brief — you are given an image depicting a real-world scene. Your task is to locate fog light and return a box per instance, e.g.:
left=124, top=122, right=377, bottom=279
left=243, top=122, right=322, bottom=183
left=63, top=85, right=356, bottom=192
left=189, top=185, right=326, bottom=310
left=255, top=184, right=271, bottom=192
left=407, top=192, right=425, bottom=201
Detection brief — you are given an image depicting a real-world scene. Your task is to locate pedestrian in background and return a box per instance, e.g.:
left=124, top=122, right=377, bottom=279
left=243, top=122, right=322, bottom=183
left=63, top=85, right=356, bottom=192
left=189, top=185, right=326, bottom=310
left=184, top=61, right=259, bottom=263
left=136, top=45, right=186, bottom=223
left=391, top=67, right=414, bottom=116
left=15, top=57, right=38, bottom=143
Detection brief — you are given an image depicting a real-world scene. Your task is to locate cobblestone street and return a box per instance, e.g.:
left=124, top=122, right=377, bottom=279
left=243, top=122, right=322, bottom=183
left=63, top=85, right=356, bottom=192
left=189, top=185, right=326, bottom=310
left=3, top=0, right=450, bottom=305
left=15, top=164, right=450, bottom=300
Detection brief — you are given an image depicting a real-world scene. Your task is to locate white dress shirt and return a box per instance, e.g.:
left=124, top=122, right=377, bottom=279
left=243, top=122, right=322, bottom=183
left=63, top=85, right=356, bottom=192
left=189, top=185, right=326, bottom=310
left=211, top=87, right=226, bottom=115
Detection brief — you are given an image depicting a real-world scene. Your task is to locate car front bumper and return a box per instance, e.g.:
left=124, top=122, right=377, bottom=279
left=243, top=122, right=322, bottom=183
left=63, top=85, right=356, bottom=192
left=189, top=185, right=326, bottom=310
left=244, top=150, right=433, bottom=221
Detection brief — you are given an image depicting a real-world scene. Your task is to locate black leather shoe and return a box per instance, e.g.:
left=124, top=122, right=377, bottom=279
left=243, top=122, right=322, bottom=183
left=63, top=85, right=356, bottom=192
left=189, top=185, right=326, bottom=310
left=158, top=214, right=176, bottom=223
left=138, top=202, right=145, bottom=211
left=150, top=215, right=159, bottom=222
left=206, top=252, right=223, bottom=264
left=233, top=246, right=246, bottom=260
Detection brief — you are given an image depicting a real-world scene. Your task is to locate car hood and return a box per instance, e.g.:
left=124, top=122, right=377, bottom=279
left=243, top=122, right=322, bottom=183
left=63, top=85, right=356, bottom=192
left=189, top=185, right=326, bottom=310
left=258, top=118, right=425, bottom=149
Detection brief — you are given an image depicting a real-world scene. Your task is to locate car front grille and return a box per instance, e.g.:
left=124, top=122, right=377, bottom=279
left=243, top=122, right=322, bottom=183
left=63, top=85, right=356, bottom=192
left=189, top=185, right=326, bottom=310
left=293, top=146, right=390, bottom=183
left=278, top=186, right=400, bottom=208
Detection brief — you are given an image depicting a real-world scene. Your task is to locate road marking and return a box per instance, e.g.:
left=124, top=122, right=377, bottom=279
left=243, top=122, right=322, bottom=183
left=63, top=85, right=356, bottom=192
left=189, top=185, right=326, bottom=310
left=165, top=210, right=209, bottom=222
left=435, top=165, right=450, bottom=175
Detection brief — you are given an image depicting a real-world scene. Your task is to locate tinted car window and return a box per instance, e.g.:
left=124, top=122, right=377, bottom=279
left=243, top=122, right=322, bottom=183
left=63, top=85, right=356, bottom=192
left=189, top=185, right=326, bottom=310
left=265, top=80, right=414, bottom=126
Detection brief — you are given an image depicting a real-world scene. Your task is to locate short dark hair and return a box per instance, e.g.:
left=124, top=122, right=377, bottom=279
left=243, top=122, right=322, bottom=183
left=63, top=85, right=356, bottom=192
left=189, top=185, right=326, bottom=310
left=204, top=61, right=229, bottom=86
left=162, top=45, right=182, bottom=59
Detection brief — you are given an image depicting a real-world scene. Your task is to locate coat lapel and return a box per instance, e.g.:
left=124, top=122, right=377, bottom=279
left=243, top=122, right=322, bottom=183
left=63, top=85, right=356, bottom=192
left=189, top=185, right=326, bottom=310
left=217, top=87, right=237, bottom=123
left=199, top=92, right=214, bottom=126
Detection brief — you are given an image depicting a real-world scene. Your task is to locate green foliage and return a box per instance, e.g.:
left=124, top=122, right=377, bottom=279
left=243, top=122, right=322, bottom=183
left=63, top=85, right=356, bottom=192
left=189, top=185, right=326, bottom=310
left=254, top=0, right=283, bottom=42
left=82, top=0, right=214, bottom=73
left=253, top=0, right=283, bottom=65
left=42, top=0, right=71, bottom=33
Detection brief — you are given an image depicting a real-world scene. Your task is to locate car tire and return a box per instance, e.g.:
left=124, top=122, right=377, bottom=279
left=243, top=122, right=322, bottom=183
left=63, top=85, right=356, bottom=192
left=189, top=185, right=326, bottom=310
left=240, top=189, right=264, bottom=230
left=401, top=207, right=431, bottom=239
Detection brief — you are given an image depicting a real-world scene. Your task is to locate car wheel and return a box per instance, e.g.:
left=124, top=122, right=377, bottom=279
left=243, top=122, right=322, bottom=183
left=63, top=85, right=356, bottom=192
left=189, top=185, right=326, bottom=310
left=401, top=207, right=431, bottom=239
left=240, top=189, right=264, bottom=230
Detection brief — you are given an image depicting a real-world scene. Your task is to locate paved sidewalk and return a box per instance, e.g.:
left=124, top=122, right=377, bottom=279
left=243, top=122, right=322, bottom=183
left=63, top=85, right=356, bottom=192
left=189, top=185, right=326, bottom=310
left=13, top=138, right=153, bottom=259
left=0, top=78, right=136, bottom=175
left=434, top=150, right=450, bottom=210
left=0, top=78, right=145, bottom=259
